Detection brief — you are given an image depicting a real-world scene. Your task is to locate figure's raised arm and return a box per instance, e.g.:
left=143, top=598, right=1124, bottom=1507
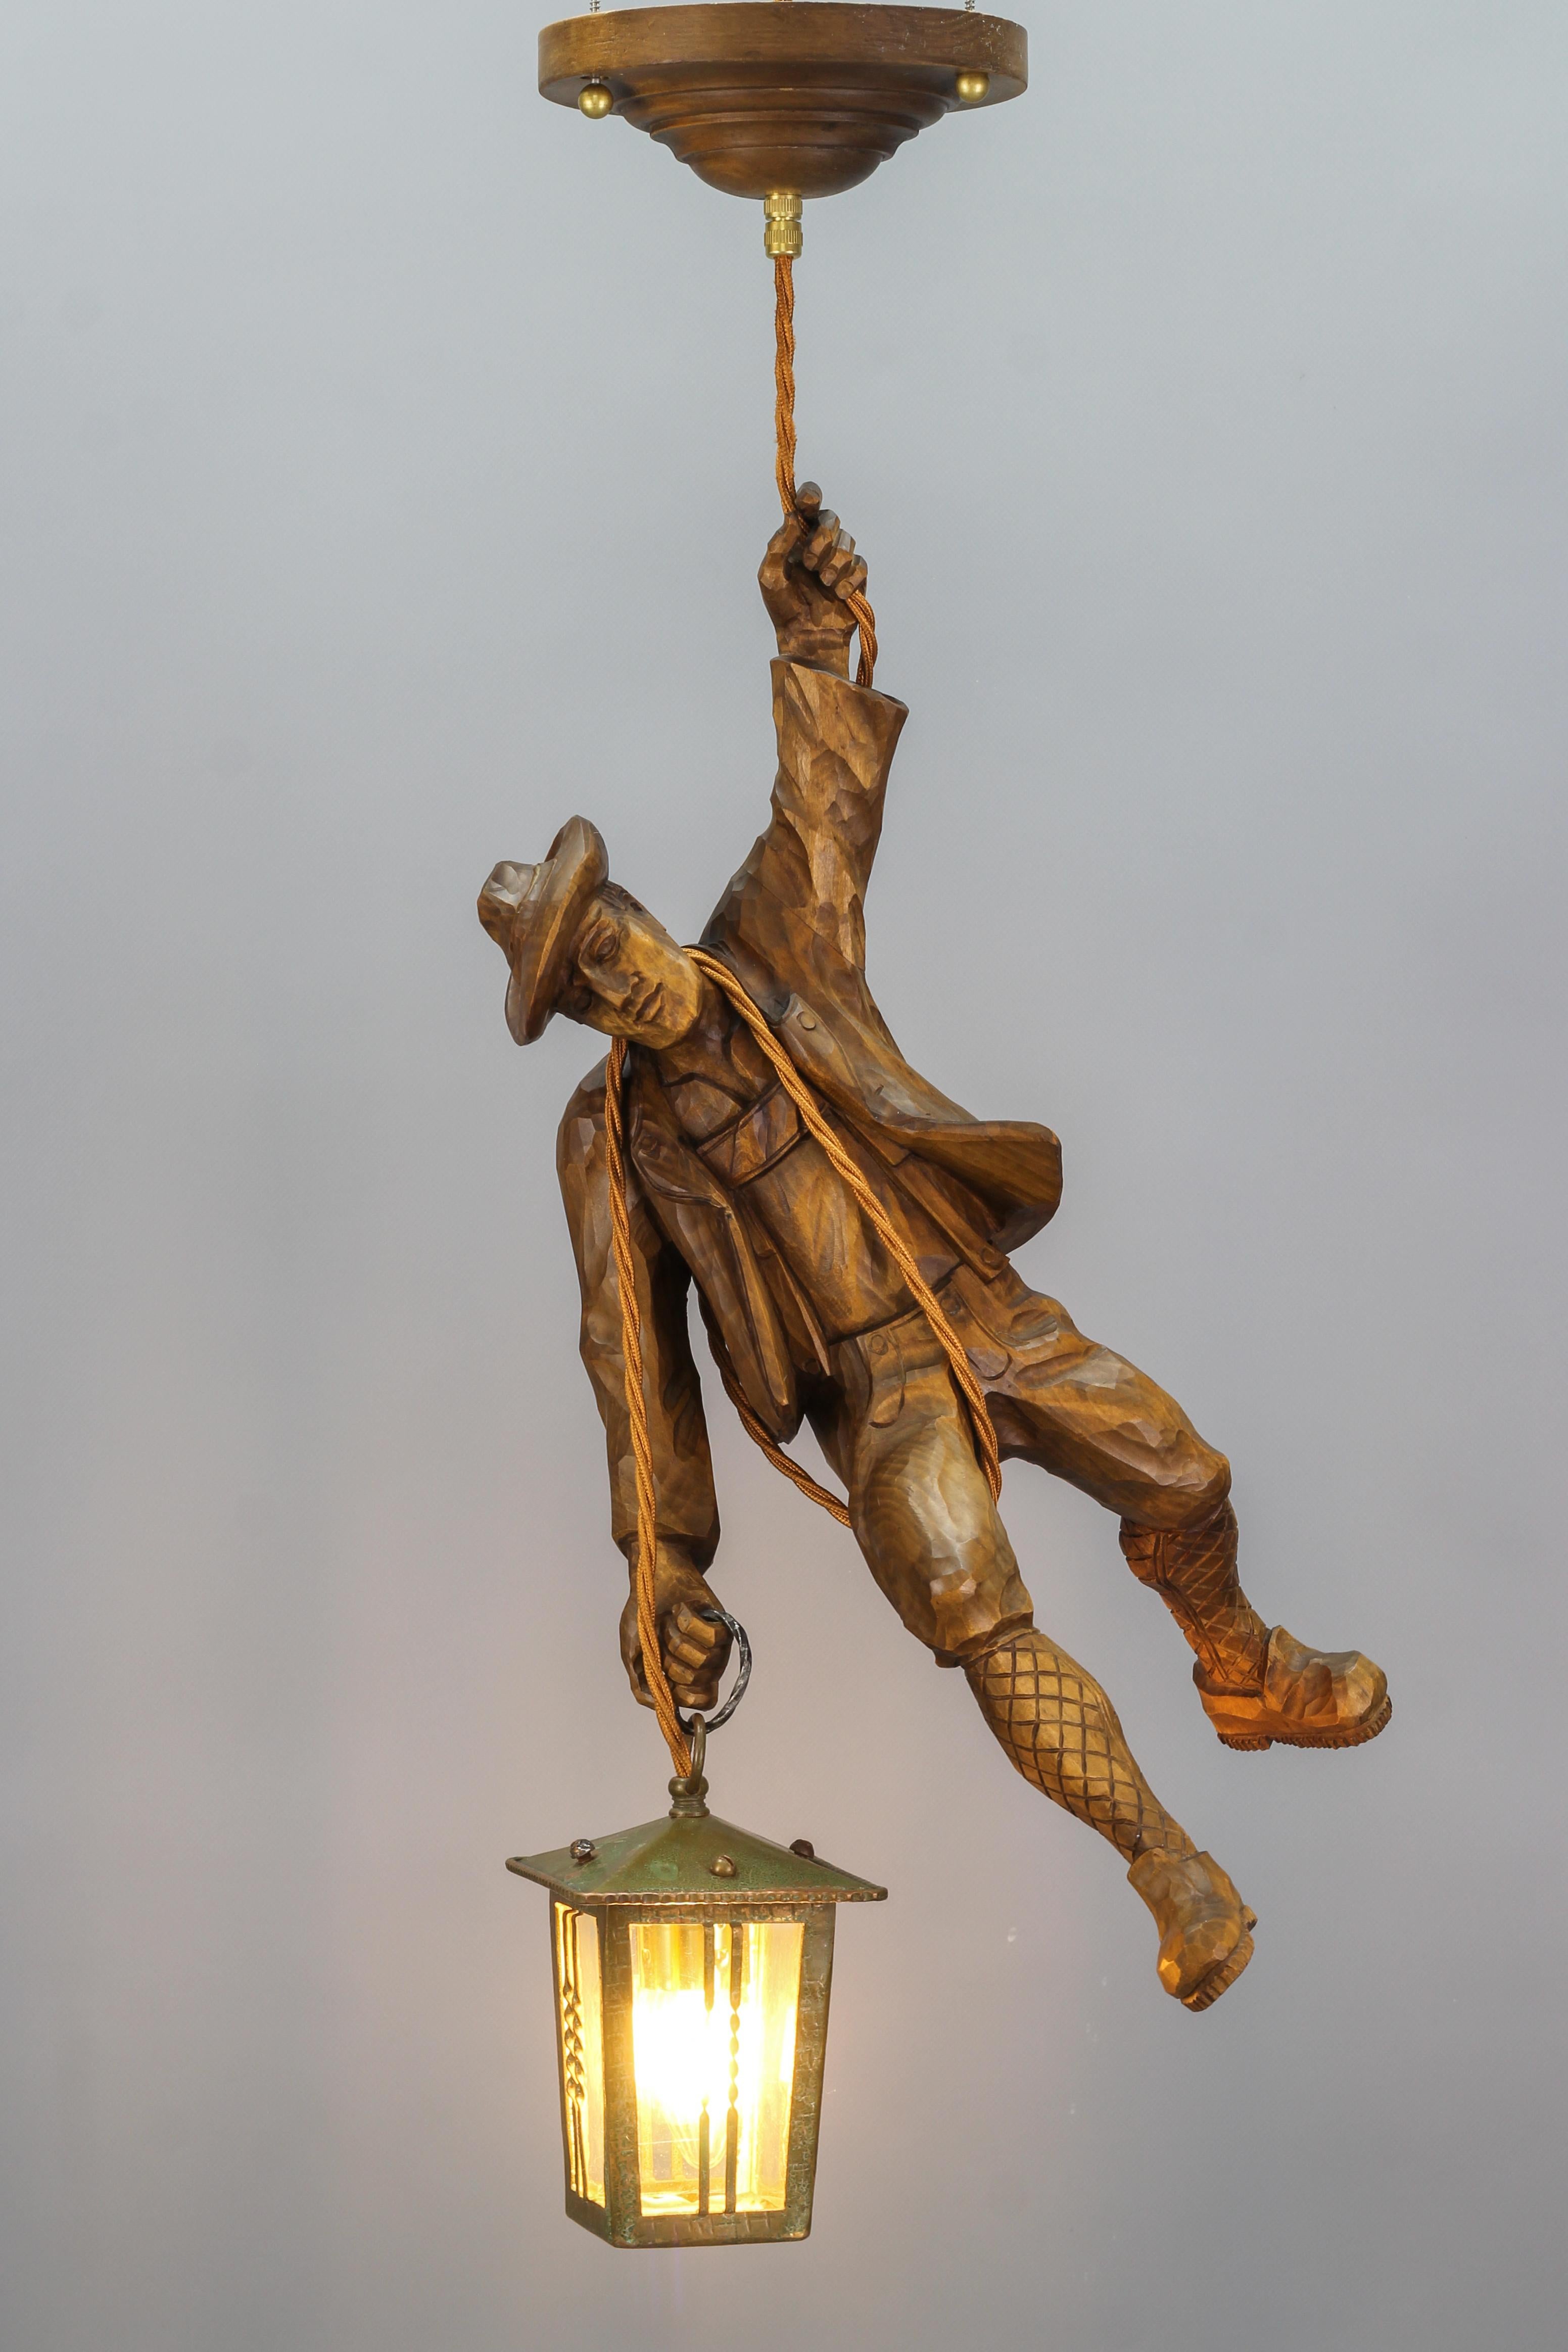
left=705, top=495, right=907, bottom=972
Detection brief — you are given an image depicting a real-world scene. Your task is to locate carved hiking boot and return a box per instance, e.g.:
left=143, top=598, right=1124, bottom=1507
left=1196, top=1624, right=1391, bottom=1752
left=1128, top=1848, right=1256, bottom=2012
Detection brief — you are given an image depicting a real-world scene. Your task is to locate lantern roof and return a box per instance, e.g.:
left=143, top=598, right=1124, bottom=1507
left=507, top=1807, right=887, bottom=1908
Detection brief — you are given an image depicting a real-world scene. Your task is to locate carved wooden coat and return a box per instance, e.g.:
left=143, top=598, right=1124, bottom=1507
left=556, top=656, right=1063, bottom=1562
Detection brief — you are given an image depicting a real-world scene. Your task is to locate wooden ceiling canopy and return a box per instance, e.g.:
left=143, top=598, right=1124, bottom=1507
left=538, top=4, right=1028, bottom=203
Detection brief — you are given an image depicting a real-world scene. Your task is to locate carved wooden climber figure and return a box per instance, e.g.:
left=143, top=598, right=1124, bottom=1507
left=478, top=501, right=1391, bottom=2013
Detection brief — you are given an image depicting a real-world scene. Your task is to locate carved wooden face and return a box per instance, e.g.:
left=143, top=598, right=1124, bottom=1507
left=564, top=894, right=705, bottom=1050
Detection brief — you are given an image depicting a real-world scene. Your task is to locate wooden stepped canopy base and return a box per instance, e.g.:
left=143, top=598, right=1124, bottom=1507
left=538, top=4, right=1027, bottom=203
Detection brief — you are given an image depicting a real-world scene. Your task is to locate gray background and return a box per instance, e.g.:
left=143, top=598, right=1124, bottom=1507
left=3, top=4, right=1565, bottom=2347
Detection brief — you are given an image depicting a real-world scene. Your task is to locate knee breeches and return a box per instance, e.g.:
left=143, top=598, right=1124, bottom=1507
left=813, top=1263, right=1230, bottom=1656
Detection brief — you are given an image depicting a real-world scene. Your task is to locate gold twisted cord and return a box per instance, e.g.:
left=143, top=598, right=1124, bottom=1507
left=603, top=262, right=913, bottom=1758
left=773, top=254, right=797, bottom=520
left=773, top=256, right=878, bottom=690
left=709, top=1335, right=852, bottom=1528
left=603, top=963, right=1007, bottom=1746
left=686, top=950, right=1003, bottom=1504
left=604, top=1034, right=692, bottom=1777
left=604, top=969, right=1003, bottom=1752
left=844, top=587, right=877, bottom=689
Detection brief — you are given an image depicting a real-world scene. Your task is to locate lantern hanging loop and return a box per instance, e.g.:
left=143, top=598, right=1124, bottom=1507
left=677, top=1606, right=753, bottom=1738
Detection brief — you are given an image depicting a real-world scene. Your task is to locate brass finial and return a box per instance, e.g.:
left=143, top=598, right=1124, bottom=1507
left=763, top=192, right=803, bottom=259
left=668, top=1770, right=710, bottom=1819
left=668, top=1712, right=710, bottom=1815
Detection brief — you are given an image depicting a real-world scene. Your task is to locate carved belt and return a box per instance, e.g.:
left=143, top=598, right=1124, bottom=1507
left=695, top=1082, right=804, bottom=1188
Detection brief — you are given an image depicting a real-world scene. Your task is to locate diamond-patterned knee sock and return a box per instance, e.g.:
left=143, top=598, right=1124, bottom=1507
left=965, top=1630, right=1196, bottom=1863
left=1119, top=1499, right=1267, bottom=1688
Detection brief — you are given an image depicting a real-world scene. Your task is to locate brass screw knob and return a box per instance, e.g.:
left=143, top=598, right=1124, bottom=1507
left=569, top=1838, right=597, bottom=1862
left=578, top=81, right=612, bottom=119
left=763, top=192, right=803, bottom=260
left=789, top=1839, right=816, bottom=1860
left=956, top=71, right=990, bottom=104
left=709, top=1854, right=738, bottom=1878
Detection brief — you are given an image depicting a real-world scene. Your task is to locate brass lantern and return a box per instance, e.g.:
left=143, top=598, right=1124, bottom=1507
left=507, top=1741, right=885, bottom=2249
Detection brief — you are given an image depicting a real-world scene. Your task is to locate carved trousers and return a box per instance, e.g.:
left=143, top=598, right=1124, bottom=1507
left=812, top=1259, right=1231, bottom=1660
left=804, top=1260, right=1230, bottom=1862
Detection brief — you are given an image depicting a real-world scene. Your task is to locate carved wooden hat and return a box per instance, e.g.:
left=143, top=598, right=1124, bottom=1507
left=478, top=816, right=609, bottom=1045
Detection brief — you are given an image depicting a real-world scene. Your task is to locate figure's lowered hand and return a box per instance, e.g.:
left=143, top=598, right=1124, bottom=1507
left=620, top=1544, right=733, bottom=1715
left=759, top=484, right=870, bottom=678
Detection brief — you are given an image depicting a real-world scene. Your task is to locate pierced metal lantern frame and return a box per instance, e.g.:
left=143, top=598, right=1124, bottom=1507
left=508, top=1798, right=885, bottom=2248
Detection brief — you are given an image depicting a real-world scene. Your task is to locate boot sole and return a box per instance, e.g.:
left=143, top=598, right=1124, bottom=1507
left=1181, top=1915, right=1256, bottom=2012
left=1212, top=1691, right=1393, bottom=1753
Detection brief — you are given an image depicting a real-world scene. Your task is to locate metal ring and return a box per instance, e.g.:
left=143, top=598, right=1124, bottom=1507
left=677, top=1607, right=752, bottom=1735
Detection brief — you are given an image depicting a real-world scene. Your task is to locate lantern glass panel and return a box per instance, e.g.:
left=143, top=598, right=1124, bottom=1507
left=553, top=1902, right=606, bottom=2206
left=629, top=1918, right=803, bottom=2217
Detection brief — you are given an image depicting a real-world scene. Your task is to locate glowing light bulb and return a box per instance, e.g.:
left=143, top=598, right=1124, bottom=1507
left=630, top=1921, right=802, bottom=2216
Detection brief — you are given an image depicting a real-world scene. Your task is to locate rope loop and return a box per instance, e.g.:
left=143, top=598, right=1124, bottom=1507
left=686, top=951, right=1003, bottom=1505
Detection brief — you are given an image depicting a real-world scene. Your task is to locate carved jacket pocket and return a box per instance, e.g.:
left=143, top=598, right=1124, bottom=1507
left=861, top=1326, right=907, bottom=1427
